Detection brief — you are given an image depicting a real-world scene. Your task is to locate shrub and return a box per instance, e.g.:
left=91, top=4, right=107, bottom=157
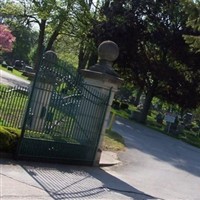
left=112, top=100, right=120, bottom=110
left=120, top=102, right=129, bottom=110
left=0, top=126, right=21, bottom=152
left=2, top=61, right=7, bottom=67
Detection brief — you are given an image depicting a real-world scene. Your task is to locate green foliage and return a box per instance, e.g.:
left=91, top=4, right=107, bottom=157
left=0, top=1, right=38, bottom=64
left=0, top=1, right=23, bottom=16
left=182, top=0, right=200, bottom=52
left=111, top=109, right=130, bottom=120
left=0, top=125, right=80, bottom=153
left=89, top=0, right=200, bottom=124
left=0, top=126, right=21, bottom=152
left=181, top=130, right=200, bottom=148
left=0, top=0, right=99, bottom=69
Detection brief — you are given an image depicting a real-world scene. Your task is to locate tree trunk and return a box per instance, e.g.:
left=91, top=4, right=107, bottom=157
left=138, top=80, right=158, bottom=124
left=87, top=50, right=98, bottom=68
left=134, top=88, right=143, bottom=106
left=34, top=19, right=46, bottom=72
left=45, top=29, right=59, bottom=51
left=46, top=21, right=64, bottom=51
left=78, top=43, right=90, bottom=70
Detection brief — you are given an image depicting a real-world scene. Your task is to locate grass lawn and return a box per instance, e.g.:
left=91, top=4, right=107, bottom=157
left=0, top=125, right=125, bottom=153
left=0, top=65, right=28, bottom=80
left=111, top=105, right=200, bottom=149
left=0, top=85, right=28, bottom=128
left=103, top=129, right=125, bottom=151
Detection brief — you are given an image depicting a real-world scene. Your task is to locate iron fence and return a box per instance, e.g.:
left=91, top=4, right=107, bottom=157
left=0, top=85, right=29, bottom=128
left=16, top=54, right=111, bottom=165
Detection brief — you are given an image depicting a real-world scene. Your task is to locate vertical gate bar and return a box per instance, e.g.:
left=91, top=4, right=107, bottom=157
left=16, top=55, right=43, bottom=157
left=0, top=86, right=4, bottom=125
left=3, top=87, right=8, bottom=126
left=19, top=88, right=28, bottom=128
left=12, top=90, right=18, bottom=127
left=13, top=87, right=21, bottom=127
left=6, top=87, right=13, bottom=126
left=15, top=86, right=22, bottom=127
left=3, top=87, right=9, bottom=126
left=0, top=87, right=5, bottom=125
left=13, top=89, right=18, bottom=127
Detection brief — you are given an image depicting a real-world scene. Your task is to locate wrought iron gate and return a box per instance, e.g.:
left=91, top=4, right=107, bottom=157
left=16, top=52, right=111, bottom=165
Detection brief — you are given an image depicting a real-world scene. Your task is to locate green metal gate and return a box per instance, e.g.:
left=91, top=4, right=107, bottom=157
left=16, top=52, right=111, bottom=165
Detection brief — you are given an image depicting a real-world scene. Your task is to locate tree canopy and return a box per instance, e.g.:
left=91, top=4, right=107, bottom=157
left=0, top=0, right=199, bottom=124
left=89, top=0, right=200, bottom=123
left=0, top=0, right=100, bottom=69
left=182, top=0, right=200, bottom=53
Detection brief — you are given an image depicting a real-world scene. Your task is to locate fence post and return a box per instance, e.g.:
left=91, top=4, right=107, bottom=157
left=81, top=40, right=123, bottom=166
left=29, top=51, right=57, bottom=132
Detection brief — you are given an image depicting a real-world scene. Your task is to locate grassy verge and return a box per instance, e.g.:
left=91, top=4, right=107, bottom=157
left=111, top=104, right=137, bottom=120
left=0, top=65, right=28, bottom=80
left=0, top=126, right=21, bottom=152
left=112, top=106, right=200, bottom=149
left=102, top=129, right=125, bottom=151
left=111, top=108, right=130, bottom=119
left=0, top=125, right=125, bottom=153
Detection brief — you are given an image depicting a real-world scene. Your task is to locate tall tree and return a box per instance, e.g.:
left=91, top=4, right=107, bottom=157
left=182, top=0, right=200, bottom=52
left=0, top=0, right=99, bottom=70
left=89, top=0, right=200, bottom=123
left=0, top=1, right=38, bottom=64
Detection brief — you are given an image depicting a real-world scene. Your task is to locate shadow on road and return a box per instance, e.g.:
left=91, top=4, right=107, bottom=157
left=0, top=158, right=156, bottom=200
left=114, top=117, right=200, bottom=178
left=22, top=162, right=156, bottom=200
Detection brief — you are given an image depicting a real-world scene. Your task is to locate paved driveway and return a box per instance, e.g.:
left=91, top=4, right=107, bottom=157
left=105, top=117, right=200, bottom=200
left=0, top=70, right=30, bottom=87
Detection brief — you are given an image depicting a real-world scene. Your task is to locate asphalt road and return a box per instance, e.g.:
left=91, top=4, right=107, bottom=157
left=0, top=69, right=30, bottom=87
left=105, top=117, right=200, bottom=200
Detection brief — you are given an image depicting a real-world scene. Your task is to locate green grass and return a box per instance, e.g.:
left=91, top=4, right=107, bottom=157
left=111, top=104, right=137, bottom=120
left=111, top=108, right=130, bottom=119
left=0, top=86, right=28, bottom=127
left=0, top=126, right=80, bottom=152
left=0, top=65, right=28, bottom=80
left=177, top=131, right=200, bottom=148
left=102, top=129, right=125, bottom=151
left=112, top=104, right=200, bottom=149
left=24, top=130, right=79, bottom=144
left=0, top=124, right=125, bottom=153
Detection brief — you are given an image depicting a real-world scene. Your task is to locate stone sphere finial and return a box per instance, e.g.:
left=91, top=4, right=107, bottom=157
left=98, top=40, right=119, bottom=62
left=88, top=40, right=120, bottom=77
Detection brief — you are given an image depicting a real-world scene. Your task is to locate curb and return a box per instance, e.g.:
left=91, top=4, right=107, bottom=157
left=0, top=151, right=121, bottom=167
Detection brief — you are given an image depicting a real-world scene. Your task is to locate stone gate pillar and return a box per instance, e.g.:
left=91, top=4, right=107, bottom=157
left=29, top=51, right=57, bottom=131
left=81, top=40, right=123, bottom=166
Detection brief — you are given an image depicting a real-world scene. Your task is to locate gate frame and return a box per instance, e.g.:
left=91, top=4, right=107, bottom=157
left=16, top=40, right=123, bottom=166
